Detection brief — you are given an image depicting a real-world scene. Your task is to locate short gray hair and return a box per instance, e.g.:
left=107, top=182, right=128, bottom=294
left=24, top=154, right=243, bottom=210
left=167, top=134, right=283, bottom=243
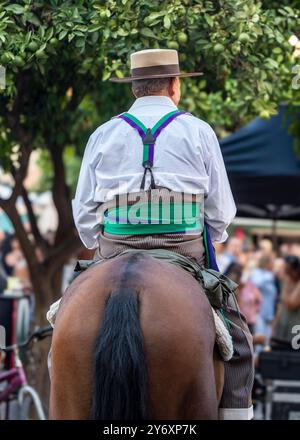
left=132, top=77, right=172, bottom=97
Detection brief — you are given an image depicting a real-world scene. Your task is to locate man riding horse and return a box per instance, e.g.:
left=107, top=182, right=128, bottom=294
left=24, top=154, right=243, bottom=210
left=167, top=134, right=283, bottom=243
left=48, top=49, right=254, bottom=420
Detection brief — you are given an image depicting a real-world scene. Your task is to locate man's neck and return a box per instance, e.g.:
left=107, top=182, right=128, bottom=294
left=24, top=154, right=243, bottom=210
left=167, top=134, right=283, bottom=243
left=140, top=93, right=177, bottom=106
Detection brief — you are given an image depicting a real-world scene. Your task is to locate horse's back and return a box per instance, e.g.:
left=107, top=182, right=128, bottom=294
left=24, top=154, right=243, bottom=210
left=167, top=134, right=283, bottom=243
left=135, top=255, right=218, bottom=418
left=50, top=253, right=218, bottom=419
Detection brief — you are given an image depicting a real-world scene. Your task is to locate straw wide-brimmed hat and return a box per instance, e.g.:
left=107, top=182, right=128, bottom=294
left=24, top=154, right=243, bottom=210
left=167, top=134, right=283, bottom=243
left=109, top=49, right=203, bottom=83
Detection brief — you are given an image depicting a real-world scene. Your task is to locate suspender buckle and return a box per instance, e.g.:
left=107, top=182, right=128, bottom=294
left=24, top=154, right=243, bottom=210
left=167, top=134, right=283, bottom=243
left=142, top=160, right=153, bottom=169
left=142, top=128, right=156, bottom=145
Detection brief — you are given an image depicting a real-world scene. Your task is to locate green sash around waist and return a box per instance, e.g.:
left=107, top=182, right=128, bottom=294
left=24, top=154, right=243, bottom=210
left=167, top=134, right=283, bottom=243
left=103, top=201, right=202, bottom=235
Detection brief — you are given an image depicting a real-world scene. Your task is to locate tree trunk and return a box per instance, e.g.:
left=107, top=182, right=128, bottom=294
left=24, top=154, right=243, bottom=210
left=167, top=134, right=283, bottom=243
left=25, top=276, right=59, bottom=416
left=0, top=198, right=68, bottom=412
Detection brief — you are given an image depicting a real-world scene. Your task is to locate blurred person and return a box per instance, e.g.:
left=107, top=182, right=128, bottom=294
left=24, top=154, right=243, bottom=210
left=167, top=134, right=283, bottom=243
left=0, top=232, right=14, bottom=276
left=250, top=253, right=278, bottom=344
left=0, top=230, right=5, bottom=245
left=236, top=242, right=255, bottom=275
left=235, top=226, right=246, bottom=241
left=4, top=236, right=24, bottom=271
left=225, top=262, right=264, bottom=345
left=272, top=255, right=300, bottom=349
left=217, top=236, right=243, bottom=274
left=224, top=261, right=243, bottom=284
left=273, top=257, right=285, bottom=307
left=238, top=279, right=262, bottom=336
left=279, top=242, right=293, bottom=258
left=273, top=257, right=284, bottom=276
left=238, top=242, right=258, bottom=282
left=237, top=249, right=249, bottom=269
left=0, top=230, right=7, bottom=293
left=290, top=243, right=300, bottom=259
left=258, top=238, right=273, bottom=255
left=3, top=236, right=38, bottom=329
left=213, top=241, right=225, bottom=258
left=0, top=264, right=6, bottom=293
left=45, top=229, right=56, bottom=247
left=4, top=237, right=32, bottom=291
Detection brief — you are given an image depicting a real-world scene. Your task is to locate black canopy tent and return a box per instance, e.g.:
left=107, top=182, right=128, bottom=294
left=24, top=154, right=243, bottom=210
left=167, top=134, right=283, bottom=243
left=220, top=105, right=300, bottom=221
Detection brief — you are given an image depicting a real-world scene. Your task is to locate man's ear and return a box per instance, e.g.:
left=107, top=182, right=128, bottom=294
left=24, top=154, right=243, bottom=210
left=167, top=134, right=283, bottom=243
left=131, top=86, right=137, bottom=98
left=167, top=78, right=176, bottom=97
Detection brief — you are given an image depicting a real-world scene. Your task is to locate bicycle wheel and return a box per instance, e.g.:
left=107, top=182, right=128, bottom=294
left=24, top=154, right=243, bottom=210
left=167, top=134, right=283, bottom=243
left=19, top=395, right=34, bottom=420
left=19, top=387, right=47, bottom=420
left=16, top=296, right=31, bottom=364
left=0, top=398, right=20, bottom=420
left=0, top=400, right=9, bottom=420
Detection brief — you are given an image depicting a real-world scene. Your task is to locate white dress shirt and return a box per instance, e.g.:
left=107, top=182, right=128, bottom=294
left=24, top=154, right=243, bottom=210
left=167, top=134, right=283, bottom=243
left=72, top=96, right=236, bottom=249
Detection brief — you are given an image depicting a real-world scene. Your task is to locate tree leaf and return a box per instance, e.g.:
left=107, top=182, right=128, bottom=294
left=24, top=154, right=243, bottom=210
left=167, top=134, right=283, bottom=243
left=75, top=38, right=85, bottom=48
left=140, top=27, right=157, bottom=39
left=115, top=69, right=124, bottom=78
left=204, top=15, right=213, bottom=27
left=88, top=24, right=102, bottom=33
left=164, top=15, right=171, bottom=29
left=25, top=12, right=41, bottom=27
left=59, top=30, right=68, bottom=40
left=117, top=28, right=129, bottom=37
left=25, top=31, right=32, bottom=45
left=45, top=28, right=54, bottom=41
left=6, top=4, right=25, bottom=15
left=102, top=70, right=111, bottom=81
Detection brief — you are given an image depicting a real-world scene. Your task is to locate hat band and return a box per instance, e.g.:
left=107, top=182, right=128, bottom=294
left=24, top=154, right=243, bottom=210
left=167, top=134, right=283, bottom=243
left=131, top=64, right=180, bottom=78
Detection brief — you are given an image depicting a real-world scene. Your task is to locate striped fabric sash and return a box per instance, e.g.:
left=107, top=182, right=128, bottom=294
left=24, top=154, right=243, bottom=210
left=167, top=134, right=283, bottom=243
left=104, top=203, right=218, bottom=270
left=117, top=110, right=186, bottom=190
left=103, top=201, right=202, bottom=235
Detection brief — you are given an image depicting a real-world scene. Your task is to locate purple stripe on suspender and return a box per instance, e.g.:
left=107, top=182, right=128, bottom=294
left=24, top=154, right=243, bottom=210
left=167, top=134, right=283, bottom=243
left=152, top=111, right=186, bottom=139
left=147, top=111, right=186, bottom=165
left=118, top=114, right=145, bottom=139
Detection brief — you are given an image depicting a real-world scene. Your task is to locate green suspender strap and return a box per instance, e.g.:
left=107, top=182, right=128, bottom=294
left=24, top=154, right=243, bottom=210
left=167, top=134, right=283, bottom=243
left=117, top=110, right=187, bottom=190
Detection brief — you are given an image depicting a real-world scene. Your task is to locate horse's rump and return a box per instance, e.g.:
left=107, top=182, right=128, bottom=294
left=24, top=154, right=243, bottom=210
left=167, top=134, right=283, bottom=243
left=49, top=253, right=222, bottom=420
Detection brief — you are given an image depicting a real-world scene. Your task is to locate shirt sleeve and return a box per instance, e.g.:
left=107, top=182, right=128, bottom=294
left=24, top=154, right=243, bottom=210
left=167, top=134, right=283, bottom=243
left=200, top=124, right=236, bottom=243
left=72, top=129, right=103, bottom=249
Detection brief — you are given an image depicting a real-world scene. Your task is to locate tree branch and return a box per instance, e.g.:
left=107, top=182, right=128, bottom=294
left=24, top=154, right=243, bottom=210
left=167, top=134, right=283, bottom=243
left=2, top=72, right=33, bottom=205
left=47, top=143, right=74, bottom=242
left=21, top=185, right=49, bottom=253
left=45, top=232, right=82, bottom=277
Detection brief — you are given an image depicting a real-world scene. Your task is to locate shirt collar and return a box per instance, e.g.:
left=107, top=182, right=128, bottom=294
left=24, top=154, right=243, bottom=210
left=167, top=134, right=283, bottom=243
left=128, top=95, right=178, bottom=112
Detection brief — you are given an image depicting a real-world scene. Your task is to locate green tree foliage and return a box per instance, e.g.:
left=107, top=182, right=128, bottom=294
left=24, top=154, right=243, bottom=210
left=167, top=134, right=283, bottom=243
left=0, top=0, right=299, bottom=307
left=0, top=1, right=299, bottom=140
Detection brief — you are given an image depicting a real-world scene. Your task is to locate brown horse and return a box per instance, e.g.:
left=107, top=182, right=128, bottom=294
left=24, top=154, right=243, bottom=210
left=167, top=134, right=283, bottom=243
left=49, top=252, right=224, bottom=419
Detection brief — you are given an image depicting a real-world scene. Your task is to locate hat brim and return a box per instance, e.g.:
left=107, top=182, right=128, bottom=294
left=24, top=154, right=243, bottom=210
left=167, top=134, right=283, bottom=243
left=109, top=71, right=203, bottom=83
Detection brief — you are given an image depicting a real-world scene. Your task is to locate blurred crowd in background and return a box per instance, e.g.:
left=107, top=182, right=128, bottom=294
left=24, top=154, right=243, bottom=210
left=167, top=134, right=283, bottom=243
left=216, top=234, right=300, bottom=354
left=0, top=230, right=31, bottom=294
left=0, top=228, right=54, bottom=295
